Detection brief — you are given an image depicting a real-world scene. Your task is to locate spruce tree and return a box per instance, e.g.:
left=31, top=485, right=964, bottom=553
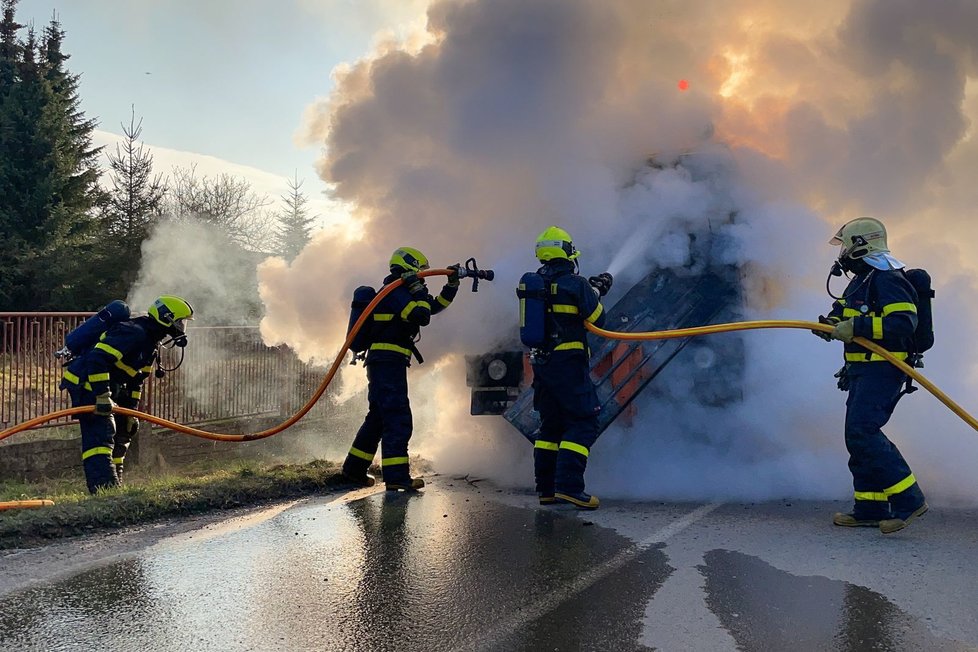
left=99, top=108, right=167, bottom=296
left=0, top=0, right=22, bottom=93
left=0, top=0, right=23, bottom=306
left=275, top=174, right=316, bottom=260
left=0, top=5, right=102, bottom=309
left=38, top=14, right=102, bottom=307
left=0, top=23, right=57, bottom=308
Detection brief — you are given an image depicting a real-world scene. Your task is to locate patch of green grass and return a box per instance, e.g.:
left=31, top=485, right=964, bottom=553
left=0, top=458, right=348, bottom=550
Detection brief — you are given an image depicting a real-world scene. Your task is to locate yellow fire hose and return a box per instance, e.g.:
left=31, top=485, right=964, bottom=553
left=586, top=320, right=978, bottom=433
left=2, top=271, right=975, bottom=510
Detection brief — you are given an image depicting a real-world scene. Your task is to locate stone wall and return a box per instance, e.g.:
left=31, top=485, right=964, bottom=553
left=0, top=416, right=325, bottom=482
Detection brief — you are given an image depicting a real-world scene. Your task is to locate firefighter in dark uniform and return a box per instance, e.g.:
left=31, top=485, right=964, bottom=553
left=60, top=296, right=193, bottom=494
left=528, top=226, right=610, bottom=510
left=341, top=247, right=460, bottom=491
left=815, top=217, right=927, bottom=534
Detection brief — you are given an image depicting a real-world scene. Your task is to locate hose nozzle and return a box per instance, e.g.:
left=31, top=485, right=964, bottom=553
left=588, top=272, right=613, bottom=297
left=457, top=257, right=495, bottom=291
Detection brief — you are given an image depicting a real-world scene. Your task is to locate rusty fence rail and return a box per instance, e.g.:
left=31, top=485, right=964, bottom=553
left=1, top=313, right=327, bottom=434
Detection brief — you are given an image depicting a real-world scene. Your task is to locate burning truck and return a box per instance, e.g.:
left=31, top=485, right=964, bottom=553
left=466, top=154, right=746, bottom=442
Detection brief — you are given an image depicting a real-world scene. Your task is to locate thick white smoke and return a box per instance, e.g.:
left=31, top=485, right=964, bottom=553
left=258, top=0, right=978, bottom=503
left=130, top=218, right=266, bottom=325
left=129, top=218, right=279, bottom=426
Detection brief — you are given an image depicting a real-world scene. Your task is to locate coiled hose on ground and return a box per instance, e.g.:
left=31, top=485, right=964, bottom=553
left=1, top=271, right=975, bottom=510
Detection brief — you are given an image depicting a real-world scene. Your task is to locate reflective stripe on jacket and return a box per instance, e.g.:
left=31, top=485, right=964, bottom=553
left=827, top=269, right=918, bottom=366
left=62, top=316, right=164, bottom=396
left=365, top=272, right=458, bottom=365
left=537, top=259, right=606, bottom=356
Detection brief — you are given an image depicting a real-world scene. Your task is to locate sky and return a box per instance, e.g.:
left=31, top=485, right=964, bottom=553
left=17, top=0, right=427, bottom=223
left=15, top=0, right=978, bottom=503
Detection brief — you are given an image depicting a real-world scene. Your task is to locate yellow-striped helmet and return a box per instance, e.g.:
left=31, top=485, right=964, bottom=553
left=389, top=247, right=430, bottom=273
left=149, top=295, right=195, bottom=329
left=535, top=226, right=579, bottom=262
left=829, top=217, right=889, bottom=260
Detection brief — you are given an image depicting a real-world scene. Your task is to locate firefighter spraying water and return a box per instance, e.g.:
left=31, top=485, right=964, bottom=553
left=518, top=226, right=612, bottom=509
left=340, top=248, right=491, bottom=491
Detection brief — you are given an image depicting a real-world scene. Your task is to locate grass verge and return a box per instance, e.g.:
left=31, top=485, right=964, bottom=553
left=0, top=458, right=350, bottom=550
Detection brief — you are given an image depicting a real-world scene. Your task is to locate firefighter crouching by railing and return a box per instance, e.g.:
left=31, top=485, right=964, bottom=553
left=58, top=296, right=194, bottom=494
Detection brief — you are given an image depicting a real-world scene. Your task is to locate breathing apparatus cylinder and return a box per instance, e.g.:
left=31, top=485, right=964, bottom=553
left=517, top=272, right=548, bottom=348
left=64, top=300, right=131, bottom=356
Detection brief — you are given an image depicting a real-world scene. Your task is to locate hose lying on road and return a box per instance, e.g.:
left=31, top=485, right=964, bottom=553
left=586, top=320, right=978, bottom=434
left=0, top=499, right=54, bottom=511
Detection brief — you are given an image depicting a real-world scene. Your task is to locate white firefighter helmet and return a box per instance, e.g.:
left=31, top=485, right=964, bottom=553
left=829, top=217, right=889, bottom=261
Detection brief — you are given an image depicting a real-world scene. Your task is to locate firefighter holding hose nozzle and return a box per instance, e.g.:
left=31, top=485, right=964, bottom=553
left=813, top=217, right=930, bottom=534
left=341, top=247, right=461, bottom=492
left=519, top=226, right=610, bottom=509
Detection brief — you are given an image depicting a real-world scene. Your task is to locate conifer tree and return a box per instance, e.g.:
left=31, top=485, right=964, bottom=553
left=275, top=174, right=316, bottom=260
left=37, top=13, right=102, bottom=307
left=0, top=0, right=22, bottom=93
left=0, top=4, right=102, bottom=309
left=99, top=108, right=167, bottom=295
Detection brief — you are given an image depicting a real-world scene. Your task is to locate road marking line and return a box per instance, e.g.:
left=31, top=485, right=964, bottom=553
left=466, top=501, right=723, bottom=652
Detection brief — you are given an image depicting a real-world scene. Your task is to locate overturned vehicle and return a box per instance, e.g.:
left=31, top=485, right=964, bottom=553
left=466, top=156, right=747, bottom=442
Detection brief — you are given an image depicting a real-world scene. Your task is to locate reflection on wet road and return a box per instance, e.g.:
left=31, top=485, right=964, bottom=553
left=0, top=487, right=671, bottom=651
left=700, top=549, right=969, bottom=651
left=2, top=486, right=976, bottom=651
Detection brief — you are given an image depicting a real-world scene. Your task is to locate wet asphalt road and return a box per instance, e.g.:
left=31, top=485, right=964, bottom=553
left=1, top=479, right=976, bottom=651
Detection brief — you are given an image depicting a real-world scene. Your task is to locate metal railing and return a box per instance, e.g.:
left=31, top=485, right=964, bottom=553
left=1, top=313, right=324, bottom=434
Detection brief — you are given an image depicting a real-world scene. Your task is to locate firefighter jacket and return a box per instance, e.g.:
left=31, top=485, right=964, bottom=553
left=826, top=268, right=918, bottom=372
left=61, top=316, right=167, bottom=405
left=538, top=259, right=607, bottom=358
left=365, top=272, right=458, bottom=366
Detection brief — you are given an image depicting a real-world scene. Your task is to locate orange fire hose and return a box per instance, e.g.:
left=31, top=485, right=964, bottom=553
left=0, top=270, right=454, bottom=510
left=0, top=499, right=54, bottom=511
left=0, top=270, right=455, bottom=445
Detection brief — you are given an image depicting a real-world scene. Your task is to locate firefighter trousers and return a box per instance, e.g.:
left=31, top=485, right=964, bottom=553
left=845, top=364, right=925, bottom=519
left=532, top=354, right=601, bottom=496
left=343, top=362, right=414, bottom=484
left=67, top=387, right=119, bottom=494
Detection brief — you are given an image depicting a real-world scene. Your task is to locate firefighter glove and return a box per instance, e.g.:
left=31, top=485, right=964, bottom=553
left=812, top=315, right=835, bottom=341
left=446, top=264, right=461, bottom=288
left=400, top=271, right=426, bottom=296
left=830, top=319, right=855, bottom=344
left=172, top=333, right=188, bottom=347
left=94, top=392, right=115, bottom=416
left=833, top=365, right=850, bottom=392
left=125, top=416, right=140, bottom=436
left=588, top=273, right=613, bottom=297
